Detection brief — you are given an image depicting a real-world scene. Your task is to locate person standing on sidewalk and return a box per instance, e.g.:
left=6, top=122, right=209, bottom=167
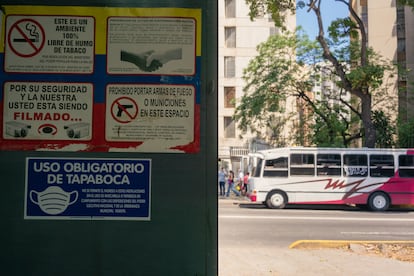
left=242, top=172, right=250, bottom=195
left=218, top=167, right=227, bottom=196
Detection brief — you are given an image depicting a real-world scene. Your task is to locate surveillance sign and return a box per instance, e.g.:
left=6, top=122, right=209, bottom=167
left=25, top=157, right=151, bottom=220
left=2, top=81, right=93, bottom=141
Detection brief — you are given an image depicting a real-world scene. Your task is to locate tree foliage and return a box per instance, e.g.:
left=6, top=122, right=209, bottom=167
left=235, top=31, right=348, bottom=147
left=241, top=0, right=401, bottom=148
left=398, top=119, right=414, bottom=148
left=234, top=31, right=306, bottom=145
left=245, top=0, right=296, bottom=29
left=372, top=110, right=396, bottom=148
left=397, top=0, right=414, bottom=9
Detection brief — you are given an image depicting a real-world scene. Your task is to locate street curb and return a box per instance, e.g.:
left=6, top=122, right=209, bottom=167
left=289, top=240, right=414, bottom=249
left=218, top=197, right=250, bottom=203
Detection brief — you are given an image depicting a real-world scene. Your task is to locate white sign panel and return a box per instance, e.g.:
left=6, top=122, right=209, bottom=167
left=3, top=82, right=93, bottom=141
left=107, top=17, right=196, bottom=75
left=5, top=15, right=95, bottom=73
left=106, top=84, right=195, bottom=151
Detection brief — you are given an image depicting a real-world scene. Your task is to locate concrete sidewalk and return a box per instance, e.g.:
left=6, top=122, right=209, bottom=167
left=219, top=245, right=414, bottom=276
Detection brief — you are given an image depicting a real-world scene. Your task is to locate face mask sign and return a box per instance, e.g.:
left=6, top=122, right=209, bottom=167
left=25, top=157, right=151, bottom=220
left=30, top=186, right=78, bottom=215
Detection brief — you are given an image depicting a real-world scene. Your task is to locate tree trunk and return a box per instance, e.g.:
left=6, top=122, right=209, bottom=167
left=361, top=93, right=376, bottom=147
left=310, top=0, right=377, bottom=147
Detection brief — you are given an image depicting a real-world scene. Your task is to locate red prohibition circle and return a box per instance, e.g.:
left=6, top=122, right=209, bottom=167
left=8, top=18, right=46, bottom=58
left=110, top=96, right=139, bottom=124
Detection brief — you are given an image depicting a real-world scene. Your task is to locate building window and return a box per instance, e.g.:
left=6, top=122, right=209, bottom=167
left=225, top=27, right=236, bottom=48
left=396, top=7, right=406, bottom=36
left=224, top=56, right=235, bottom=78
left=225, top=0, right=236, bottom=18
left=397, top=38, right=406, bottom=52
left=224, top=116, right=235, bottom=138
left=224, top=87, right=235, bottom=108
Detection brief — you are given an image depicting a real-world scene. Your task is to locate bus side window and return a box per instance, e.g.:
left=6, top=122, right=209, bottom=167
left=290, top=154, right=315, bottom=176
left=343, top=154, right=368, bottom=177
left=398, top=155, right=414, bottom=177
left=369, top=154, right=395, bottom=177
left=317, top=154, right=341, bottom=176
left=263, top=157, right=288, bottom=177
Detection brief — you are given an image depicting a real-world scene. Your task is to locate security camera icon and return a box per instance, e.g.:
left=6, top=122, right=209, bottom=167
left=5, top=121, right=31, bottom=137
left=64, top=122, right=90, bottom=139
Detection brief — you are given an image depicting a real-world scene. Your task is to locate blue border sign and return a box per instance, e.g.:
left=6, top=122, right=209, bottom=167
left=25, top=157, right=151, bottom=220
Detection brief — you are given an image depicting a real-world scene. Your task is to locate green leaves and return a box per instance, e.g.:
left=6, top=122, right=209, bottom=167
left=346, top=65, right=385, bottom=90
left=397, top=0, right=414, bottom=9
left=328, top=18, right=358, bottom=42
left=234, top=31, right=318, bottom=145
left=372, top=110, right=396, bottom=148
left=245, top=0, right=296, bottom=29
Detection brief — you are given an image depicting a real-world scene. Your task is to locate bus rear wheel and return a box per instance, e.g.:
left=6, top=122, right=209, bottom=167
left=266, top=190, right=287, bottom=209
left=368, top=192, right=390, bottom=212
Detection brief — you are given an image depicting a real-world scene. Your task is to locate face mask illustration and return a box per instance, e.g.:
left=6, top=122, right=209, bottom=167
left=30, top=186, right=78, bottom=215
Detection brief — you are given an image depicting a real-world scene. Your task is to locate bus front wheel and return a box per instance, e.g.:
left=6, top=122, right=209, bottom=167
left=368, top=192, right=390, bottom=212
left=266, top=190, right=287, bottom=209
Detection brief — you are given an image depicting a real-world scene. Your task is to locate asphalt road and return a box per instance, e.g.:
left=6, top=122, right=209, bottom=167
left=219, top=198, right=414, bottom=275
left=220, top=199, right=414, bottom=247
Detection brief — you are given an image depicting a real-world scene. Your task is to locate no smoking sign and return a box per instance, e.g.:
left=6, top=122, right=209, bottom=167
left=7, top=18, right=45, bottom=58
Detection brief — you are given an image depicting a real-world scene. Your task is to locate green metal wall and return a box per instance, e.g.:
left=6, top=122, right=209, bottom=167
left=0, top=1, right=217, bottom=275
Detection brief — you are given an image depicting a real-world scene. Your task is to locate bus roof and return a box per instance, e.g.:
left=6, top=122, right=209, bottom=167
left=250, top=147, right=414, bottom=158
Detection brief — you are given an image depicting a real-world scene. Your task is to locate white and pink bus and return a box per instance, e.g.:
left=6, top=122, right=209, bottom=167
left=247, top=147, right=414, bottom=211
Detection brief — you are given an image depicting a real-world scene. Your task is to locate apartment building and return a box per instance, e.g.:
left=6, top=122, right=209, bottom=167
left=218, top=0, right=295, bottom=170
left=354, top=0, right=414, bottom=123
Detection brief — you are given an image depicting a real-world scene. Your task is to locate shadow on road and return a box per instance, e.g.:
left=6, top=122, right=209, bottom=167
left=238, top=202, right=414, bottom=212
